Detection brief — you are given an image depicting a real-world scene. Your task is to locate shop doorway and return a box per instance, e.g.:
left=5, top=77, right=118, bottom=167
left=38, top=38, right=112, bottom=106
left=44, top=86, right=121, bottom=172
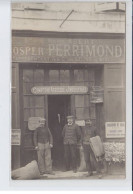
left=48, top=95, right=71, bottom=170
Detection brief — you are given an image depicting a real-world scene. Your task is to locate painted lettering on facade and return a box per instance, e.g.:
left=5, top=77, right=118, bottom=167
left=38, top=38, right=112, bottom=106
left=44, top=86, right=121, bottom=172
left=105, top=122, right=125, bottom=138
left=12, top=37, right=125, bottom=63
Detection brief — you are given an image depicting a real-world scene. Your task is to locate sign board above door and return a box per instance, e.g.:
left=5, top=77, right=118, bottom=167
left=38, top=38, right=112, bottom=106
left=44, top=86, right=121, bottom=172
left=31, top=86, right=88, bottom=95
left=12, top=37, right=125, bottom=63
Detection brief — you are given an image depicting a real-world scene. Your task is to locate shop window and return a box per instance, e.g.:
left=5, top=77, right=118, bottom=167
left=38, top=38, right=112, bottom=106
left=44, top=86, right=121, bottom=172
left=88, top=69, right=95, bottom=82
left=90, top=105, right=96, bottom=119
left=74, top=69, right=84, bottom=82
left=23, top=83, right=34, bottom=94
left=74, top=82, right=85, bottom=86
left=75, top=108, right=84, bottom=119
left=75, top=95, right=84, bottom=107
left=84, top=95, right=90, bottom=107
left=24, top=96, right=29, bottom=108
left=60, top=82, right=70, bottom=86
left=49, top=70, right=59, bottom=82
left=35, top=96, right=44, bottom=107
left=34, top=69, right=44, bottom=83
left=29, top=97, right=35, bottom=107
left=84, top=70, right=89, bottom=81
left=23, top=69, right=34, bottom=82
left=29, top=108, right=35, bottom=117
left=24, top=109, right=30, bottom=121
left=60, top=70, right=70, bottom=83
left=24, top=121, right=29, bottom=132
left=35, top=108, right=44, bottom=117
left=84, top=108, right=90, bottom=119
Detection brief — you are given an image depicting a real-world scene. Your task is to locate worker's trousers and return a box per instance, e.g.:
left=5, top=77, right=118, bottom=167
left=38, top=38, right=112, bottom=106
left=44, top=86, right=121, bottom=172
left=37, top=142, right=52, bottom=174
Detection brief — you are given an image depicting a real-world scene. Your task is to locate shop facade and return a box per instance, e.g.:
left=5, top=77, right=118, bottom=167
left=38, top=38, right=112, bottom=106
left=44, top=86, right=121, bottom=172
left=12, top=30, right=125, bottom=171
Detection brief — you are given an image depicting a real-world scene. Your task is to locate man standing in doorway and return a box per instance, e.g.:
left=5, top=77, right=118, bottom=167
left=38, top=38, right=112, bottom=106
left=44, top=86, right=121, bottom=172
left=33, top=118, right=54, bottom=175
left=81, top=118, right=102, bottom=178
left=62, top=115, right=82, bottom=173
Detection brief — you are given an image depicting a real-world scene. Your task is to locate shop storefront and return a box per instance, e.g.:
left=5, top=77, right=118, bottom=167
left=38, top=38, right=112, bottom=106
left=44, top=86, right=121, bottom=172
left=12, top=31, right=125, bottom=171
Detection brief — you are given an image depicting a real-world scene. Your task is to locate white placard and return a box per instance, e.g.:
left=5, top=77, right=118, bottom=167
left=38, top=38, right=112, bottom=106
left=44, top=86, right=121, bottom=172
left=11, top=129, right=21, bottom=145
left=75, top=120, right=85, bottom=126
left=105, top=122, right=125, bottom=138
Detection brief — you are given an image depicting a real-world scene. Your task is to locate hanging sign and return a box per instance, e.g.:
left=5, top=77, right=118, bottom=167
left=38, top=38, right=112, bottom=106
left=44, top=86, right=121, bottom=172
left=75, top=120, right=85, bottom=126
left=31, top=86, right=88, bottom=95
left=90, top=86, right=104, bottom=103
left=105, top=122, right=125, bottom=138
left=11, top=129, right=21, bottom=145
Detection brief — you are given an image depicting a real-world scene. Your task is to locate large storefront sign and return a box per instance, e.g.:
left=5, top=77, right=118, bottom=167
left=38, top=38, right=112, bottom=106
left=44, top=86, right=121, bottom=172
left=11, top=129, right=21, bottom=145
left=105, top=122, right=125, bottom=138
left=31, top=86, right=88, bottom=95
left=12, top=37, right=125, bottom=63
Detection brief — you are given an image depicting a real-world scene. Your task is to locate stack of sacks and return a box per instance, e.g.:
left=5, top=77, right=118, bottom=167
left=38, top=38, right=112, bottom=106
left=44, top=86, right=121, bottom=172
left=103, top=142, right=125, bottom=163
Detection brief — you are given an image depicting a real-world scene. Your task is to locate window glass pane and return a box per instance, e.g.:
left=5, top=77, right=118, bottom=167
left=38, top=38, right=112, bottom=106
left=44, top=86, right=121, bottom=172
left=24, top=121, right=29, bottom=132
left=35, top=108, right=44, bottom=117
left=48, top=82, right=59, bottom=86
left=88, top=69, right=95, bottom=82
left=23, top=69, right=33, bottom=82
left=34, top=69, right=44, bottom=83
left=29, top=97, right=35, bottom=107
left=84, top=69, right=89, bottom=81
left=24, top=96, right=29, bottom=108
left=29, top=108, right=35, bottom=117
left=84, top=108, right=90, bottom=119
left=60, top=82, right=70, bottom=86
left=75, top=108, right=84, bottom=119
left=23, top=83, right=34, bottom=94
left=84, top=95, right=89, bottom=107
left=49, top=70, right=59, bottom=82
left=35, top=96, right=44, bottom=107
left=89, top=82, right=95, bottom=89
left=90, top=105, right=96, bottom=118
left=75, top=95, right=84, bottom=107
left=24, top=109, right=30, bottom=121
left=60, top=70, right=70, bottom=82
left=74, top=70, right=84, bottom=82
left=84, top=82, right=89, bottom=87
left=74, top=82, right=85, bottom=86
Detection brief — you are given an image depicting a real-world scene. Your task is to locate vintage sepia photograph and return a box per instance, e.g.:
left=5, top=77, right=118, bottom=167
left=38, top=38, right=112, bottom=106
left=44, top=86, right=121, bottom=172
left=11, top=1, right=126, bottom=180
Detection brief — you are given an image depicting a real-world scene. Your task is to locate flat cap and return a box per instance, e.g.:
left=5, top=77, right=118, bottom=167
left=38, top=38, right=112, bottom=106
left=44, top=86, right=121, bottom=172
left=66, top=115, right=75, bottom=119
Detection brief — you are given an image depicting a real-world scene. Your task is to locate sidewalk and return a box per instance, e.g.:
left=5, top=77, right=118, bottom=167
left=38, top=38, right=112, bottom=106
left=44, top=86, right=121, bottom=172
left=40, top=170, right=125, bottom=180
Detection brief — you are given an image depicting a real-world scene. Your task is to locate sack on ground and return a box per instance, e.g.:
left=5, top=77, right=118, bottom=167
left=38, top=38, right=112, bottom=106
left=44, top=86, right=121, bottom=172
left=11, top=160, right=40, bottom=180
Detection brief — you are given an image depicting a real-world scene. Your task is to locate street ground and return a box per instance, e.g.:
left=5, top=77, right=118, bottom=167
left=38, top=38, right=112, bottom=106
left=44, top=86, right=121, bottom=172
left=39, top=170, right=125, bottom=180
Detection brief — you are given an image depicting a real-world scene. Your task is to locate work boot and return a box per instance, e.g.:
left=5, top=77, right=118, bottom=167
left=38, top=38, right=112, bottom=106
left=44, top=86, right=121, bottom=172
left=97, top=172, right=102, bottom=179
left=40, top=172, right=45, bottom=176
left=45, top=171, right=55, bottom=175
left=87, top=171, right=93, bottom=177
left=73, top=169, right=77, bottom=173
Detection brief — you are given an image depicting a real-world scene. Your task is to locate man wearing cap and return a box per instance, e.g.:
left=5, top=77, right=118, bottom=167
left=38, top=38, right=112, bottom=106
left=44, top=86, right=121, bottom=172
left=81, top=119, right=102, bottom=178
left=33, top=118, right=54, bottom=175
left=62, top=115, right=82, bottom=173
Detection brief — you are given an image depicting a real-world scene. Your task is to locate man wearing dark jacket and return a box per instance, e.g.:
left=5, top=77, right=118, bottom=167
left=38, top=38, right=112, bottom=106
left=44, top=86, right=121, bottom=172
left=62, top=115, right=82, bottom=173
left=81, top=118, right=102, bottom=178
left=33, top=118, right=54, bottom=175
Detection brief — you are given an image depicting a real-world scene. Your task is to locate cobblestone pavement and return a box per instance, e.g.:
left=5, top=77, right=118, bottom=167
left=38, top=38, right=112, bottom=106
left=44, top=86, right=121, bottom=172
left=39, top=170, right=125, bottom=180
